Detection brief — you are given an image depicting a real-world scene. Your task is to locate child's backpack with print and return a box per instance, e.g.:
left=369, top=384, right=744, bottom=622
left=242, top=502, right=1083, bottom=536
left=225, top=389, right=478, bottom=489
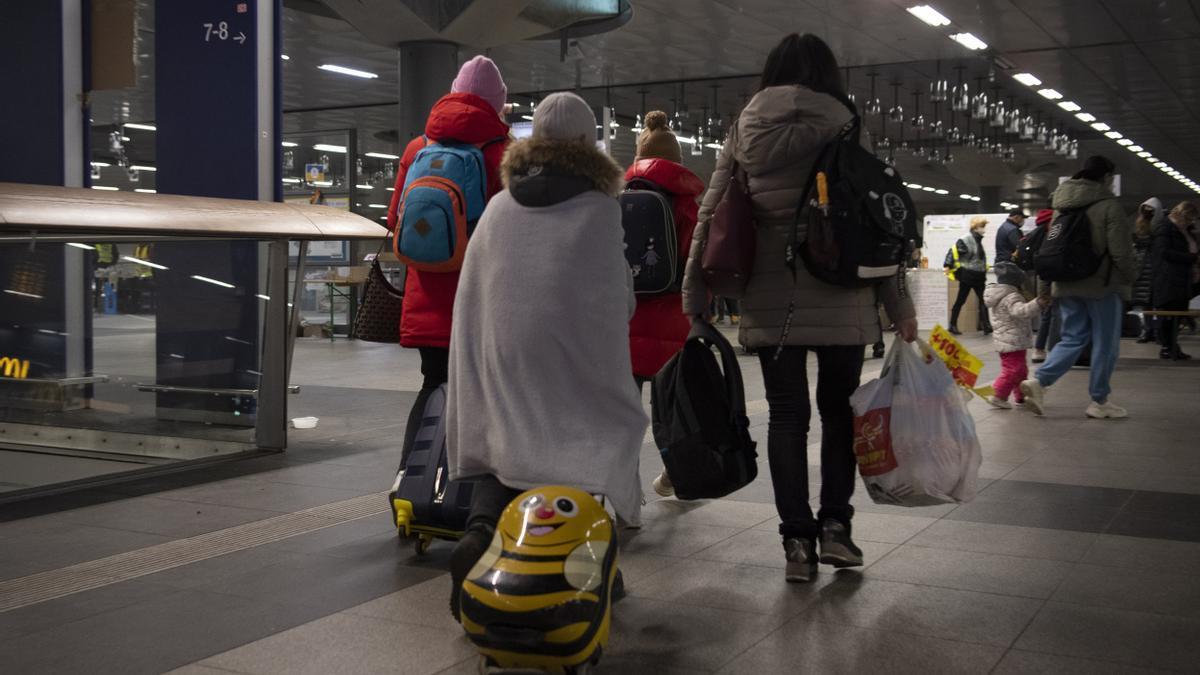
left=394, top=137, right=502, bottom=272
left=619, top=178, right=681, bottom=295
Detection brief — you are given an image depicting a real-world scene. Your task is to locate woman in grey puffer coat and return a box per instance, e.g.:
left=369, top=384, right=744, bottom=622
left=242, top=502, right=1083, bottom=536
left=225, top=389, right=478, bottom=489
left=681, top=34, right=917, bottom=583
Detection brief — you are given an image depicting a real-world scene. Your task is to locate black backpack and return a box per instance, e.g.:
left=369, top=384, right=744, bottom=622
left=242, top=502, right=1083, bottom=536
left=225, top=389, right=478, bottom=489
left=792, top=108, right=921, bottom=288
left=1035, top=207, right=1105, bottom=282
left=651, top=322, right=757, bottom=500
left=1012, top=226, right=1047, bottom=271
left=620, top=178, right=680, bottom=295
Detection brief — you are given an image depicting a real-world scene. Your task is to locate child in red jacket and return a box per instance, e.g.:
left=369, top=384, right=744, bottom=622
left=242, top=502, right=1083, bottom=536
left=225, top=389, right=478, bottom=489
left=624, top=111, right=705, bottom=497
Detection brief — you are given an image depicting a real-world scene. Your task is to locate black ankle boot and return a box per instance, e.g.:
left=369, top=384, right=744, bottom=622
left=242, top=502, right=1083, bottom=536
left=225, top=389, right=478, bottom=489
left=449, top=526, right=493, bottom=622
left=949, top=324, right=962, bottom=335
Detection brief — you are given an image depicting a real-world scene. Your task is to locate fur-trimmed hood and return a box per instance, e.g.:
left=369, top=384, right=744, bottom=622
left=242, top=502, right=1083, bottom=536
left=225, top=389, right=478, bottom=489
left=501, top=136, right=623, bottom=207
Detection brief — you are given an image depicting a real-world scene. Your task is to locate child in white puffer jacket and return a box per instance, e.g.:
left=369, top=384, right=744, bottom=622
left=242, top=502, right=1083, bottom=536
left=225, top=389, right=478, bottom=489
left=983, top=262, right=1050, bottom=408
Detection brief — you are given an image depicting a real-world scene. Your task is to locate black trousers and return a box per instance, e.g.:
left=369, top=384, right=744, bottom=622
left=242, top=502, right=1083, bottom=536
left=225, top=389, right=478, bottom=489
left=1157, top=302, right=1188, bottom=354
left=399, top=346, right=450, bottom=470
left=758, top=345, right=864, bottom=540
left=950, top=277, right=989, bottom=330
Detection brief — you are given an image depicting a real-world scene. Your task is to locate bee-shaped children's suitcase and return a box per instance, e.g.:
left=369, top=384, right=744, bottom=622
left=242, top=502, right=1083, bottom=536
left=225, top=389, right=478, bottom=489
left=388, top=384, right=474, bottom=554
left=459, top=486, right=617, bottom=674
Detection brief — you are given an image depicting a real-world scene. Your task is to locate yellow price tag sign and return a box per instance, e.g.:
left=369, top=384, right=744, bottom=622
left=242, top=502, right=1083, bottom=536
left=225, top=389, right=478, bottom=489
left=928, top=324, right=983, bottom=388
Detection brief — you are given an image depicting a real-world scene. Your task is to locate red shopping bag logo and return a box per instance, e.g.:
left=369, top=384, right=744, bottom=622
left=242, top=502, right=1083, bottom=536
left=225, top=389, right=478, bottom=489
left=853, top=407, right=897, bottom=476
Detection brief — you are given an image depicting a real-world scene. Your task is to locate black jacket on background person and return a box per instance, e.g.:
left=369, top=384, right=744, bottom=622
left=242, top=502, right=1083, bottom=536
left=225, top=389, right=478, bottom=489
left=994, top=218, right=1022, bottom=265
left=1151, top=221, right=1197, bottom=309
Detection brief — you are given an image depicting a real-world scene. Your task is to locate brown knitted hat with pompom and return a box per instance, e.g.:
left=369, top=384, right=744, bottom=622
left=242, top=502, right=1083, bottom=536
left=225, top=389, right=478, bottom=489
left=636, top=110, right=681, bottom=163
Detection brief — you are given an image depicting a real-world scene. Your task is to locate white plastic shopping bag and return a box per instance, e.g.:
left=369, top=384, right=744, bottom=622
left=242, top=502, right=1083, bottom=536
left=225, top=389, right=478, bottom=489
left=849, top=338, right=982, bottom=506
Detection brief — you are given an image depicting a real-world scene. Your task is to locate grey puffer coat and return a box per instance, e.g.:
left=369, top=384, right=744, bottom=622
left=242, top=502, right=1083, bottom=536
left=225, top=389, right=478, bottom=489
left=983, top=283, right=1042, bottom=353
left=681, top=85, right=915, bottom=348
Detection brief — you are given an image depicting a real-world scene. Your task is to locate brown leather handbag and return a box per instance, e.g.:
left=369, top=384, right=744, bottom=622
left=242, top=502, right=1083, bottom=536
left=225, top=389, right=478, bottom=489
left=700, top=154, right=757, bottom=299
left=352, top=256, right=404, bottom=343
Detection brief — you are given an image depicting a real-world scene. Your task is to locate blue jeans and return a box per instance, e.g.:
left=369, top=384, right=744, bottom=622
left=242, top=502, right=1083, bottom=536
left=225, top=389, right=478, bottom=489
left=1035, top=294, right=1122, bottom=403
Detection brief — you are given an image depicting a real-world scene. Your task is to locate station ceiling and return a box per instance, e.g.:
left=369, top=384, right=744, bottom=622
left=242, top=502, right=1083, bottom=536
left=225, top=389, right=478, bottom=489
left=91, top=0, right=1200, bottom=209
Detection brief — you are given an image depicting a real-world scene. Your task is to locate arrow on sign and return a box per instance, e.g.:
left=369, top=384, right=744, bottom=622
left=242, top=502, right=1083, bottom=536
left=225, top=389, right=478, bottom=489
left=234, top=31, right=246, bottom=44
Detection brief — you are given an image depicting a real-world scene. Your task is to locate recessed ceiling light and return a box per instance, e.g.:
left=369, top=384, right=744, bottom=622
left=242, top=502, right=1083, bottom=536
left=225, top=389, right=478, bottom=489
left=922, top=186, right=937, bottom=192
left=312, top=143, right=347, bottom=153
left=959, top=194, right=974, bottom=200
left=906, top=5, right=952, bottom=26
left=1138, top=152, right=1152, bottom=158
left=907, top=183, right=924, bottom=190
left=1075, top=112, right=1096, bottom=122
left=317, top=64, right=379, bottom=79
left=1013, top=73, right=1042, bottom=86
left=1091, top=122, right=1111, bottom=131
left=1128, top=145, right=1144, bottom=152
left=1104, top=131, right=1123, bottom=139
left=950, top=33, right=988, bottom=50
left=1057, top=101, right=1082, bottom=112
left=1038, top=88, right=1064, bottom=100
left=364, top=152, right=400, bottom=160
left=281, top=54, right=290, bottom=60
left=1116, top=139, right=1133, bottom=146
left=1154, top=162, right=1167, bottom=168
left=935, top=189, right=949, bottom=195
left=123, top=123, right=156, bottom=131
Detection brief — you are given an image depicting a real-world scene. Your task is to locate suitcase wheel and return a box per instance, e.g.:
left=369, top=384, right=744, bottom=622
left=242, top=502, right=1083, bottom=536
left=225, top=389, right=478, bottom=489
left=414, top=533, right=433, bottom=555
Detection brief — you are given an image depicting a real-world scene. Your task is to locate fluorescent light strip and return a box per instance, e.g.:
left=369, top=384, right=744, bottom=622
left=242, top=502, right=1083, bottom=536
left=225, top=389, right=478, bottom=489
left=128, top=164, right=157, bottom=172
left=281, top=178, right=301, bottom=184
left=90, top=161, right=111, bottom=167
left=1057, top=101, right=1082, bottom=112
left=1075, top=112, right=1096, bottom=123
left=1037, top=88, right=1063, bottom=100
left=959, top=194, right=974, bottom=200
left=521, top=115, right=534, bottom=121
left=364, top=152, right=399, bottom=160
left=134, top=188, right=156, bottom=193
left=312, top=143, right=346, bottom=153
left=4, top=289, right=44, bottom=299
left=66, top=242, right=95, bottom=250
left=1104, top=131, right=1123, bottom=139
left=317, top=64, right=378, bottom=79
left=367, top=204, right=388, bottom=209
left=906, top=5, right=952, bottom=26
left=311, top=180, right=333, bottom=187
left=281, top=141, right=298, bottom=148
left=950, top=33, right=988, bottom=50
left=935, top=189, right=949, bottom=195
left=122, top=255, right=168, bottom=270
left=356, top=184, right=374, bottom=190
left=1013, top=73, right=1042, bottom=86
left=123, top=123, right=156, bottom=131
left=1116, top=139, right=1133, bottom=146
left=191, top=275, right=235, bottom=289
left=91, top=185, right=119, bottom=191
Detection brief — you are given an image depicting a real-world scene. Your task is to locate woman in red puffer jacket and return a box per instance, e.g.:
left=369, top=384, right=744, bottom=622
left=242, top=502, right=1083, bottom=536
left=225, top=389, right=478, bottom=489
left=386, top=56, right=510, bottom=465
left=624, top=111, right=705, bottom=496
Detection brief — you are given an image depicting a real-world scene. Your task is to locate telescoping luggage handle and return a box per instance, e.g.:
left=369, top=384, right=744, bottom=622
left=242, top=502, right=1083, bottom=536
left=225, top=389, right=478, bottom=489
left=685, top=321, right=750, bottom=424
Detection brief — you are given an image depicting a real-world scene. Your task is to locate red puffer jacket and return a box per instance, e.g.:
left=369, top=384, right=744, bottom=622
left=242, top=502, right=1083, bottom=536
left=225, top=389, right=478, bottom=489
left=386, top=93, right=510, bottom=348
left=625, top=158, right=705, bottom=378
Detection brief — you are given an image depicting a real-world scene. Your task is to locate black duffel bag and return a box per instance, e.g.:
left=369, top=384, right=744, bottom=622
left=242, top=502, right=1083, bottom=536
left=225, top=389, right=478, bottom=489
left=651, top=321, right=757, bottom=500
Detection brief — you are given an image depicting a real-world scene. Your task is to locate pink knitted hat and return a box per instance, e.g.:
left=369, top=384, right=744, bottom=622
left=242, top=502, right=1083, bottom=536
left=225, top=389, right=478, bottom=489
left=451, top=56, right=507, bottom=114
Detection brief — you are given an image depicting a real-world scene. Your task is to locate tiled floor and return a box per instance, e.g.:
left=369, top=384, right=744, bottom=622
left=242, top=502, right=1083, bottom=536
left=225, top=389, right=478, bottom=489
left=1, top=328, right=1198, bottom=674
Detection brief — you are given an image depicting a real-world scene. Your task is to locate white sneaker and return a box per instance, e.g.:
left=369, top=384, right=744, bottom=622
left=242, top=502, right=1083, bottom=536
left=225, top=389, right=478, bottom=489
left=1086, top=400, right=1128, bottom=419
left=652, top=471, right=675, bottom=497
left=986, top=396, right=1013, bottom=409
left=1019, top=379, right=1046, bottom=416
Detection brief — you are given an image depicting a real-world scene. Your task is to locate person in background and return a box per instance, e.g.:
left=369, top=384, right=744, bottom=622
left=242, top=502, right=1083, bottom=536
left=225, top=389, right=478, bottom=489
left=944, top=217, right=992, bottom=335
left=681, top=33, right=917, bottom=583
left=1031, top=208, right=1056, bottom=363
left=385, top=56, right=511, bottom=466
left=1152, top=201, right=1199, bottom=360
left=984, top=261, right=1048, bottom=408
left=995, top=208, right=1027, bottom=265
left=1133, top=198, right=1163, bottom=344
left=1020, top=155, right=1134, bottom=419
left=444, top=92, right=646, bottom=619
left=623, top=110, right=705, bottom=498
